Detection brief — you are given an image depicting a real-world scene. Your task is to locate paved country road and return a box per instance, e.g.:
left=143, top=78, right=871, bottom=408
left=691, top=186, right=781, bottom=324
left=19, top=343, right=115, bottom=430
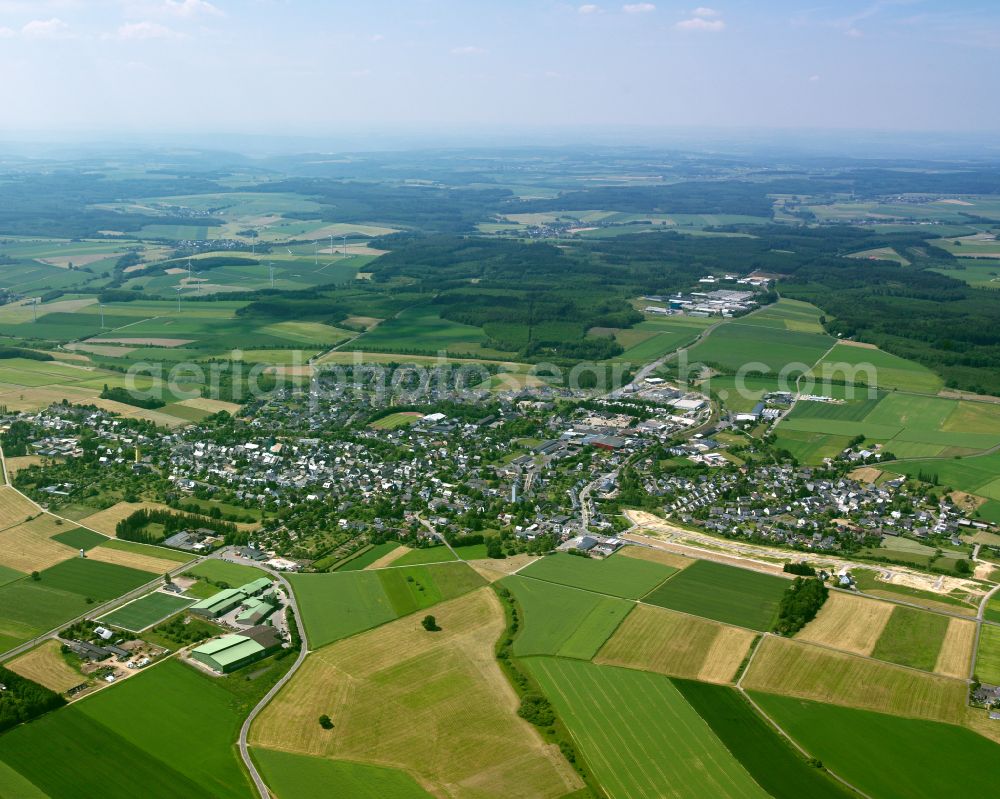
left=236, top=564, right=309, bottom=799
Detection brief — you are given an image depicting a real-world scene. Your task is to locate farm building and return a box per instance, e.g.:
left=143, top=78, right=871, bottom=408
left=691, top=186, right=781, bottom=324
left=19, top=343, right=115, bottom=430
left=189, top=588, right=246, bottom=618
left=189, top=577, right=274, bottom=618
left=190, top=626, right=281, bottom=673
left=236, top=597, right=276, bottom=626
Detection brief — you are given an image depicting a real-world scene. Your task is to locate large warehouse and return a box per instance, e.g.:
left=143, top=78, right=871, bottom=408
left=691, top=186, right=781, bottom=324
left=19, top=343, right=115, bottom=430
left=190, top=626, right=281, bottom=673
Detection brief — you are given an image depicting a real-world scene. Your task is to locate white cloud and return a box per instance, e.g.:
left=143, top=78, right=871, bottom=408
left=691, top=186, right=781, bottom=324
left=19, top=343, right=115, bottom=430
left=691, top=7, right=719, bottom=17
left=0, top=26, right=15, bottom=38
left=623, top=3, right=655, bottom=13
left=369, top=33, right=384, bottom=42
left=113, top=21, right=180, bottom=40
left=809, top=74, right=820, bottom=81
left=578, top=4, right=600, bottom=14
left=675, top=16, right=724, bottom=31
left=161, top=0, right=222, bottom=18
left=846, top=26, right=864, bottom=38
left=21, top=17, right=71, bottom=39
left=451, top=45, right=487, bottom=55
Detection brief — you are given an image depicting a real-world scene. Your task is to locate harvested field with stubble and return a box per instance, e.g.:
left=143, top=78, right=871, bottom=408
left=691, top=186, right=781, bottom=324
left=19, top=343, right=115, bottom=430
left=934, top=617, right=976, bottom=678
left=0, top=488, right=38, bottom=528
left=466, top=554, right=539, bottom=583
left=596, top=603, right=755, bottom=683
left=3, top=456, right=44, bottom=478
left=619, top=545, right=693, bottom=571
left=250, top=588, right=582, bottom=799
left=5, top=639, right=84, bottom=692
left=795, top=591, right=893, bottom=656
left=86, top=543, right=184, bottom=575
left=742, top=636, right=967, bottom=724
left=78, top=501, right=162, bottom=536
left=0, top=516, right=77, bottom=572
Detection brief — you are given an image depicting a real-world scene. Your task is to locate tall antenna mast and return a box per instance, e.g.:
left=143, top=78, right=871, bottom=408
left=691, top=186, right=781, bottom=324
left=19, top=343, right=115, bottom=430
left=269, top=261, right=274, bottom=288
left=99, top=302, right=105, bottom=329
left=343, top=235, right=347, bottom=256
left=32, top=297, right=37, bottom=323
left=330, top=234, right=334, bottom=259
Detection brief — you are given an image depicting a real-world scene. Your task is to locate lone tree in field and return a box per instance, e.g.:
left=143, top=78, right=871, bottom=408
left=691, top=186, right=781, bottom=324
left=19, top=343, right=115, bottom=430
left=164, top=572, right=172, bottom=585
left=319, top=715, right=333, bottom=730
left=30, top=571, right=40, bottom=581
left=421, top=615, right=440, bottom=632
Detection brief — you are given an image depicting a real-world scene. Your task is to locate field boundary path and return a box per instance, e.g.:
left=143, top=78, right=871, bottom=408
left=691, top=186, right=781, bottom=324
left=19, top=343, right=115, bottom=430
left=736, top=634, right=874, bottom=799
left=970, top=582, right=1000, bottom=681
left=237, top=566, right=309, bottom=799
left=0, top=444, right=210, bottom=662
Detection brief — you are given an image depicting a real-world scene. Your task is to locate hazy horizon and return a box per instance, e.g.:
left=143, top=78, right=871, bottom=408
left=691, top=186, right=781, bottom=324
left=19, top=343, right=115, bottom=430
left=1, top=0, right=999, bottom=142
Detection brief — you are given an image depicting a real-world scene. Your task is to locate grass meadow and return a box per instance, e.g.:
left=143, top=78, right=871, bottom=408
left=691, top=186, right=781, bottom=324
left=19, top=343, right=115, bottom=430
left=870, top=606, right=951, bottom=672
left=750, top=693, right=1000, bottom=799
left=252, top=749, right=433, bottom=799
left=99, top=591, right=194, bottom=631
left=0, top=659, right=252, bottom=799
left=288, top=562, right=485, bottom=648
left=517, top=552, right=675, bottom=599
left=642, top=560, right=789, bottom=630
left=502, top=575, right=633, bottom=659
left=673, top=680, right=854, bottom=799
left=688, top=321, right=834, bottom=375
left=525, top=657, right=770, bottom=799
left=37, top=557, right=155, bottom=601
left=975, top=623, right=1000, bottom=685
left=251, top=589, right=581, bottom=799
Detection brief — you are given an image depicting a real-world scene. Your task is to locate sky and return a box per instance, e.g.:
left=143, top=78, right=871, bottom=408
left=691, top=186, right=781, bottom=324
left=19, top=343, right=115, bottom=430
left=0, top=0, right=999, bottom=143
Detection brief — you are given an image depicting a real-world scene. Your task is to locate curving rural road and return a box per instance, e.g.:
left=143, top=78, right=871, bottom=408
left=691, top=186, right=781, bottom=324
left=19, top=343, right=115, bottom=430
left=236, top=567, right=309, bottom=799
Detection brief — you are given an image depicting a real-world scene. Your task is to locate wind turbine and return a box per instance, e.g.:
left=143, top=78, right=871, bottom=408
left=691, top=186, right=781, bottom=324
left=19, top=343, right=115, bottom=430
left=269, top=261, right=275, bottom=288
left=342, top=235, right=348, bottom=257
left=99, top=302, right=105, bottom=329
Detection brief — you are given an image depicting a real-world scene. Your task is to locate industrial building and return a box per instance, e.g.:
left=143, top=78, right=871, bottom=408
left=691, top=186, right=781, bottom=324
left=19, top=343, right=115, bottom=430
left=189, top=577, right=274, bottom=619
left=189, top=626, right=281, bottom=673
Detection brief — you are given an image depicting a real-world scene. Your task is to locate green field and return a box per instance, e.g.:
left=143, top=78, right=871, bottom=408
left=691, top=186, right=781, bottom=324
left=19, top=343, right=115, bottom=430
left=101, top=538, right=196, bottom=563
left=370, top=412, right=423, bottom=430
left=0, top=564, right=24, bottom=588
left=503, top=575, right=633, bottom=659
left=390, top=544, right=457, bottom=566
left=287, top=570, right=396, bottom=648
left=526, top=658, right=769, bottom=799
left=99, top=591, right=194, bottom=631
left=377, top=562, right=486, bottom=616
left=252, top=749, right=433, bottom=799
left=672, top=680, right=853, bottom=799
left=354, top=307, right=515, bottom=359
left=736, top=299, right=827, bottom=334
left=642, top=560, right=789, bottom=630
left=289, top=562, right=485, bottom=648
left=184, top=559, right=266, bottom=587
left=36, top=558, right=154, bottom=601
left=689, top=320, right=834, bottom=376
left=49, top=527, right=108, bottom=551
left=886, top=450, right=1000, bottom=501
left=975, top=623, right=1000, bottom=684
left=780, top=392, right=1000, bottom=461
left=333, top=542, right=400, bottom=571
left=517, top=552, right=674, bottom=599
left=0, top=579, right=91, bottom=651
left=0, top=659, right=252, bottom=798
left=874, top=606, right=950, bottom=672
left=809, top=343, right=942, bottom=394
left=750, top=692, right=1000, bottom=799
